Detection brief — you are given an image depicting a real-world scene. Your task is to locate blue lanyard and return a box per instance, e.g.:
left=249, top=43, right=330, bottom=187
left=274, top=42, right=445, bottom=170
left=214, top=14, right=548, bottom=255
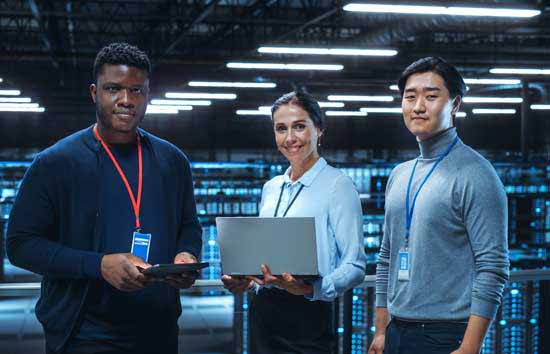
left=405, top=136, right=459, bottom=246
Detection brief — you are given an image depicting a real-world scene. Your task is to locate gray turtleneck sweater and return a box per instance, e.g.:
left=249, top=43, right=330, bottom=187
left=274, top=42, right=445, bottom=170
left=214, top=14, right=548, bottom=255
left=376, top=128, right=509, bottom=321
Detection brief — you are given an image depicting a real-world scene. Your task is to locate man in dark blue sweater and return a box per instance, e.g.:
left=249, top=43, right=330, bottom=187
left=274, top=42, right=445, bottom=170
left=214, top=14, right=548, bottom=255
left=7, top=43, right=203, bottom=354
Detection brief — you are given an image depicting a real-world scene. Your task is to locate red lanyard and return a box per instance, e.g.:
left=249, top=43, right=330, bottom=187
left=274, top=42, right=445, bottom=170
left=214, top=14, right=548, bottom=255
left=93, top=124, right=143, bottom=230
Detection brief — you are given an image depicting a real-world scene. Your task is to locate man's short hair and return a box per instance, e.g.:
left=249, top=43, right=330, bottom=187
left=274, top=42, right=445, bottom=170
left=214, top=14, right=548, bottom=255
left=93, top=43, right=151, bottom=82
left=397, top=57, right=466, bottom=99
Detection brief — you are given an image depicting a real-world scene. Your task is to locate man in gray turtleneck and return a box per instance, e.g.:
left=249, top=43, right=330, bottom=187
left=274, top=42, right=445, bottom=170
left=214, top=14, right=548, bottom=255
left=368, top=57, right=509, bottom=354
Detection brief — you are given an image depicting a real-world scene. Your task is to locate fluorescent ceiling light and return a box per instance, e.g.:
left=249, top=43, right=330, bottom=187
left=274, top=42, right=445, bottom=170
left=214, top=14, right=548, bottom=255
left=531, top=104, right=550, bottom=110
left=319, top=101, right=345, bottom=108
left=236, top=110, right=271, bottom=116
left=359, top=107, right=467, bottom=117
left=0, top=90, right=21, bottom=96
left=150, top=99, right=211, bottom=106
left=145, top=107, right=178, bottom=114
left=165, top=92, right=237, bottom=100
left=0, top=97, right=32, bottom=103
left=188, top=81, right=276, bottom=88
left=147, top=105, right=192, bottom=111
left=463, top=97, right=522, bottom=103
left=0, top=107, right=45, bottom=112
left=472, top=109, right=516, bottom=114
left=464, top=78, right=521, bottom=85
left=343, top=4, right=540, bottom=18
left=490, top=68, right=550, bottom=75
left=0, top=103, right=39, bottom=108
left=325, top=110, right=368, bottom=117
left=389, top=85, right=399, bottom=91
left=327, top=95, right=394, bottom=102
left=258, top=46, right=397, bottom=56
left=360, top=107, right=402, bottom=113
left=258, top=102, right=345, bottom=110
left=226, top=62, right=344, bottom=71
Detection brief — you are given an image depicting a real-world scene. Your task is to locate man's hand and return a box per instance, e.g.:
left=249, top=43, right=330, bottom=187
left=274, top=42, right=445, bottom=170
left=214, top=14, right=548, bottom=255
left=221, top=275, right=253, bottom=295
left=368, top=308, right=389, bottom=354
left=367, top=333, right=385, bottom=354
left=164, top=252, right=199, bottom=289
left=101, top=253, right=150, bottom=292
left=257, top=264, right=313, bottom=296
left=450, top=314, right=490, bottom=354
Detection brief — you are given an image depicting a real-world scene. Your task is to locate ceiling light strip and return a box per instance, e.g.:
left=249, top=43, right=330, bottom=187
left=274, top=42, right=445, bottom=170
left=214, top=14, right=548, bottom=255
left=472, top=109, right=516, bottom=114
left=151, top=99, right=211, bottom=106
left=165, top=92, right=237, bottom=100
left=226, top=62, right=344, bottom=71
left=343, top=4, right=540, bottom=18
left=328, top=95, right=394, bottom=102
left=188, top=81, right=276, bottom=88
left=258, top=46, right=397, bottom=56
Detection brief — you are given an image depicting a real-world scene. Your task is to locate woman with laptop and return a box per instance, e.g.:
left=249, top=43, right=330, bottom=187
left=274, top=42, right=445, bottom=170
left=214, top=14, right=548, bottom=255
left=222, top=91, right=367, bottom=354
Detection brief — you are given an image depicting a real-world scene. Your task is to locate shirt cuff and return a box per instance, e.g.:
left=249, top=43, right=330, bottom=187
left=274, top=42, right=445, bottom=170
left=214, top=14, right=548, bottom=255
left=470, top=297, right=500, bottom=320
left=305, top=278, right=331, bottom=301
left=375, top=293, right=388, bottom=308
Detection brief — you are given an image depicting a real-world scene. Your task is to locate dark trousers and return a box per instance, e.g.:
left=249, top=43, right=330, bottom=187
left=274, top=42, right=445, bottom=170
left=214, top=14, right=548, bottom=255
left=46, top=328, right=178, bottom=354
left=383, top=318, right=467, bottom=354
left=249, top=287, right=336, bottom=354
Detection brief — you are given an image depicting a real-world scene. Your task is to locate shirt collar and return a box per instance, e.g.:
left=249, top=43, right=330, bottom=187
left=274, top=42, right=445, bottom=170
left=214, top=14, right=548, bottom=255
left=283, top=157, right=327, bottom=187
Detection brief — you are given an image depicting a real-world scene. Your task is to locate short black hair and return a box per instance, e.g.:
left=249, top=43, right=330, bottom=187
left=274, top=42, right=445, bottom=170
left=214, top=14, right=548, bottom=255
left=271, top=91, right=325, bottom=130
left=397, top=57, right=466, bottom=98
left=93, top=43, right=151, bottom=82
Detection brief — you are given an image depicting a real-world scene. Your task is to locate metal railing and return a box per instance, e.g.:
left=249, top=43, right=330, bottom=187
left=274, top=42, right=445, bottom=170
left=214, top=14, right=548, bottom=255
left=1, top=270, right=548, bottom=295
left=1, top=269, right=549, bottom=354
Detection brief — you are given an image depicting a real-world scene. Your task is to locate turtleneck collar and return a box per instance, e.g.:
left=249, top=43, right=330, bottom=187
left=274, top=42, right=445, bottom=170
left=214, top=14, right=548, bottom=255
left=418, top=127, right=458, bottom=159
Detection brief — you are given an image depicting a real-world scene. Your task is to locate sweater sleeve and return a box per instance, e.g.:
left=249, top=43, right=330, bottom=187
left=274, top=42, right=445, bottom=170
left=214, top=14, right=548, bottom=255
left=308, top=175, right=366, bottom=301
left=6, top=154, right=103, bottom=279
left=176, top=156, right=203, bottom=260
left=462, top=163, right=509, bottom=320
left=375, top=171, right=394, bottom=308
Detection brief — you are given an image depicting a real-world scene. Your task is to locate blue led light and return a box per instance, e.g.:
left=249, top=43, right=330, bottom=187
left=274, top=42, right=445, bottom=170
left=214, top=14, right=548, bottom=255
left=353, top=295, right=359, bottom=301
left=510, top=289, right=520, bottom=295
left=242, top=304, right=248, bottom=310
left=500, top=320, right=507, bottom=326
left=370, top=326, right=376, bottom=332
left=530, top=318, right=537, bottom=324
left=338, top=327, right=344, bottom=334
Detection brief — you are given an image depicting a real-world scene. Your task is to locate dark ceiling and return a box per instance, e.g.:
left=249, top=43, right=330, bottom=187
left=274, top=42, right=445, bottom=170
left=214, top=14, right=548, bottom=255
left=1, top=0, right=550, bottom=156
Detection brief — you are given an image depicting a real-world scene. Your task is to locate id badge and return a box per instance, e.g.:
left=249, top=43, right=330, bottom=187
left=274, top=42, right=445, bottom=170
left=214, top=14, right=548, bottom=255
left=131, top=231, right=152, bottom=262
left=398, top=249, right=410, bottom=281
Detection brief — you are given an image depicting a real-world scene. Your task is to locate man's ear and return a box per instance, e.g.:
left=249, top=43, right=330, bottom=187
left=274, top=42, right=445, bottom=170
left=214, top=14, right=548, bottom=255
left=90, top=83, right=97, bottom=103
left=451, top=96, right=462, bottom=116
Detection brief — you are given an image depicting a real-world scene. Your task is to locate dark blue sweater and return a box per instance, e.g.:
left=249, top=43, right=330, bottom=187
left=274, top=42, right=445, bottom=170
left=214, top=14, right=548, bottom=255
left=6, top=125, right=202, bottom=352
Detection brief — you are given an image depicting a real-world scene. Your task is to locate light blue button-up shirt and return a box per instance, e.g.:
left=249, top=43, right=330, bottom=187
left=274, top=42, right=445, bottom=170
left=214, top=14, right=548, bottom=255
left=257, top=157, right=366, bottom=301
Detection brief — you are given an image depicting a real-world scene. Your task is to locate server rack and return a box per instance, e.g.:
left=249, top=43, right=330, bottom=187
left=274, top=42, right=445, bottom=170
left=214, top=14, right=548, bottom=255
left=1, top=159, right=549, bottom=353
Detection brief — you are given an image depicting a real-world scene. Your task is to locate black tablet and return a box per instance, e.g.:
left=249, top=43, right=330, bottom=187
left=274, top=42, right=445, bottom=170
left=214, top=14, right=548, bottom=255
left=139, top=262, right=209, bottom=278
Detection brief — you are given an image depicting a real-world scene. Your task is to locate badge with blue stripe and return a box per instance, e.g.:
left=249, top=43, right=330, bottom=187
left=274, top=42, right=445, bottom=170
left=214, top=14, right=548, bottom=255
left=131, top=231, right=152, bottom=262
left=398, top=249, right=410, bottom=281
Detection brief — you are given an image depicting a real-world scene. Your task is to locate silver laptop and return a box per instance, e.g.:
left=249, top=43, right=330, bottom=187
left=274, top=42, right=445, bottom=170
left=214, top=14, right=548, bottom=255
left=216, top=217, right=319, bottom=278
